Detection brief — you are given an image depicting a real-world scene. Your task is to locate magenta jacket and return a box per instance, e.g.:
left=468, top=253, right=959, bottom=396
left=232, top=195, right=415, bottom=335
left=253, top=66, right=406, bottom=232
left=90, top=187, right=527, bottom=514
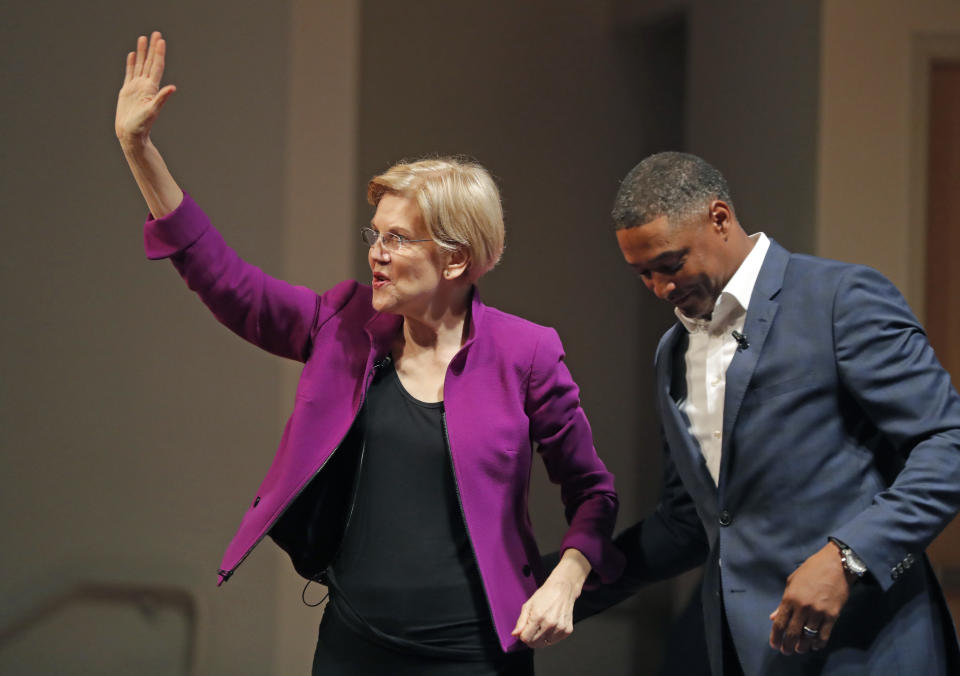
left=144, top=193, right=624, bottom=651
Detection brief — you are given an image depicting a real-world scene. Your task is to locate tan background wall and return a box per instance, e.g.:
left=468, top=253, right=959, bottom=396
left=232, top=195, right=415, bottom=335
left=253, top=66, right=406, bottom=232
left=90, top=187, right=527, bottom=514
left=5, top=1, right=955, bottom=674
left=0, top=2, right=295, bottom=673
left=817, top=0, right=960, bottom=314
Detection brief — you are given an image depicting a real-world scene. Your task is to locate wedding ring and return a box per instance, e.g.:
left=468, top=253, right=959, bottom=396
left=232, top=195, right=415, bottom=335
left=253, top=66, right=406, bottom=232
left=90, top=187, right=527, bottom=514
left=802, top=625, right=820, bottom=637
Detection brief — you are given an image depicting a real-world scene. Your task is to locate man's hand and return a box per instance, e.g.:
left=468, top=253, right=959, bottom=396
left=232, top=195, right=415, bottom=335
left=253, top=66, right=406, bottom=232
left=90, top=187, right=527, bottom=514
left=769, top=541, right=853, bottom=655
left=512, top=549, right=591, bottom=649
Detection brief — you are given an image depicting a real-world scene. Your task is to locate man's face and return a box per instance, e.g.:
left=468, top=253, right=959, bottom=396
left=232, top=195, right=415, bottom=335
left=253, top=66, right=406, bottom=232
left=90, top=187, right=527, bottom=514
left=615, top=213, right=731, bottom=319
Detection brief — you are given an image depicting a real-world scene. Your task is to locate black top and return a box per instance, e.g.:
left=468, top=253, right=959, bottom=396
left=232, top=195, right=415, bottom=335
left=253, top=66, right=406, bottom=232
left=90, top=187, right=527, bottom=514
left=330, top=359, right=501, bottom=659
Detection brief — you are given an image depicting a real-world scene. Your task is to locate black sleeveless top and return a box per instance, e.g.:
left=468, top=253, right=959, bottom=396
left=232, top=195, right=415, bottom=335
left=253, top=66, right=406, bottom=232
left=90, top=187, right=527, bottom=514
left=329, top=360, right=502, bottom=659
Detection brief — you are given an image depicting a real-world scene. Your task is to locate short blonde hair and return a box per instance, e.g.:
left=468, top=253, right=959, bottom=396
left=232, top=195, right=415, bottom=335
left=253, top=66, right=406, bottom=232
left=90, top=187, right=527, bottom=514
left=367, top=156, right=505, bottom=281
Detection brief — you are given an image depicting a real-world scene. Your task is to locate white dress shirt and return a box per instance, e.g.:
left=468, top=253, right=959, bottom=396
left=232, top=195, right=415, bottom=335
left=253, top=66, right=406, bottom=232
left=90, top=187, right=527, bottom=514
left=676, top=233, right=770, bottom=485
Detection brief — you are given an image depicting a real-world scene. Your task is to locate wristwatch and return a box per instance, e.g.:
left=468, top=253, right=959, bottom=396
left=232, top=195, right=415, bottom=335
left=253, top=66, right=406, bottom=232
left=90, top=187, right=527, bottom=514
left=829, top=537, right=867, bottom=579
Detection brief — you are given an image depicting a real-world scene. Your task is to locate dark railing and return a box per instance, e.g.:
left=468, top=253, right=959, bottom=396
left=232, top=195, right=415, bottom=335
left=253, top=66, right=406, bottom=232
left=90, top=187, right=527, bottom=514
left=0, top=581, right=197, bottom=675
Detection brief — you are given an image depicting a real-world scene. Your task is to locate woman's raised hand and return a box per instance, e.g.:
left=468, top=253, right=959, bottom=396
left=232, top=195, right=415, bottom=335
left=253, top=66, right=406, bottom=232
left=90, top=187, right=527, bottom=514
left=115, top=31, right=176, bottom=148
left=115, top=31, right=183, bottom=218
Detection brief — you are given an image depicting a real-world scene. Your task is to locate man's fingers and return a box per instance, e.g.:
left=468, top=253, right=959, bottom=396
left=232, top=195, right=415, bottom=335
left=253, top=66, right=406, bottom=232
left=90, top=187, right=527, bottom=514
left=781, top=611, right=803, bottom=655
left=795, top=622, right=818, bottom=655
left=816, top=614, right=838, bottom=645
left=769, top=603, right=789, bottom=650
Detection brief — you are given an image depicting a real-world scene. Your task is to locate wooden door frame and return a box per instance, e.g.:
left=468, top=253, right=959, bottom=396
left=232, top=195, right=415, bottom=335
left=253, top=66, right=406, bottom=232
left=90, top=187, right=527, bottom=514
left=908, top=34, right=960, bottom=323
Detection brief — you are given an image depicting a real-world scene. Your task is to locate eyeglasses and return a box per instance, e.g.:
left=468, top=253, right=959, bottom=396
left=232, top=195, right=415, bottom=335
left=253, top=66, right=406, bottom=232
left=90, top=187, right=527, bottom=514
left=360, top=227, right=434, bottom=252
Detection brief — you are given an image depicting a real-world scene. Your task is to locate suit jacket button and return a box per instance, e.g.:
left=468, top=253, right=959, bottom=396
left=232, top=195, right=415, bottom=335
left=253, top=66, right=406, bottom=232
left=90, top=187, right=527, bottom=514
left=253, top=496, right=261, bottom=507
left=522, top=564, right=532, bottom=577
left=719, top=510, right=733, bottom=527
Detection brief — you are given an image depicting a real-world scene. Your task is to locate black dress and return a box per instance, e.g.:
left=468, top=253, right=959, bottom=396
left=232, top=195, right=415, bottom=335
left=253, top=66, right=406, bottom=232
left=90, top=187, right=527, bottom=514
left=312, top=361, right=534, bottom=675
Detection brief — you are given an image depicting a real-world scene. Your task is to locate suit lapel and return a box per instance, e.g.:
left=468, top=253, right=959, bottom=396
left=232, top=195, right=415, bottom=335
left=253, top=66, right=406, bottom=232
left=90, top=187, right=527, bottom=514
left=718, top=241, right=789, bottom=492
left=658, top=324, right=718, bottom=496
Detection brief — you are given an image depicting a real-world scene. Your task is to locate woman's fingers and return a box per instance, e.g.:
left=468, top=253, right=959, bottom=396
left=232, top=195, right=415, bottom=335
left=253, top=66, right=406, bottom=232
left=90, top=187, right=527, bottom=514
left=512, top=599, right=573, bottom=647
left=134, top=34, right=148, bottom=78
left=143, top=31, right=162, bottom=82
left=154, top=84, right=176, bottom=110
left=148, top=35, right=166, bottom=84
left=511, top=603, right=530, bottom=637
left=124, top=51, right=135, bottom=86
left=116, top=32, right=174, bottom=143
left=143, top=32, right=155, bottom=79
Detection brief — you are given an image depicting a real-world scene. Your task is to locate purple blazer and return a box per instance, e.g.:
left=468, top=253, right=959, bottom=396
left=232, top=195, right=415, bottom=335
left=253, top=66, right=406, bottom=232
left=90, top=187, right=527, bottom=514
left=144, top=193, right=624, bottom=651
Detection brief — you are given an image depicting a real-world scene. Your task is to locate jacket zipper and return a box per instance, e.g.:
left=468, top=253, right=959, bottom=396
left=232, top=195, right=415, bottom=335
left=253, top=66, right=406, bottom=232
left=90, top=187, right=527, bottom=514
left=441, top=410, right=499, bottom=638
left=325, top=440, right=367, bottom=577
left=219, top=356, right=386, bottom=583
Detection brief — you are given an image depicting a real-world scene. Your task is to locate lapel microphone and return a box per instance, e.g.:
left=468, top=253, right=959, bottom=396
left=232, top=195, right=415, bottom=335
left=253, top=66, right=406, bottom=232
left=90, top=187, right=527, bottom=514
left=731, top=330, right=750, bottom=350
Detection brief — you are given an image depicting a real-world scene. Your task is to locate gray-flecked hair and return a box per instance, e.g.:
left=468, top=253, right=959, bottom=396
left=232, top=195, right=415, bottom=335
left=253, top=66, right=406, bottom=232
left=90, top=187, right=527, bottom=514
left=611, top=152, right=733, bottom=230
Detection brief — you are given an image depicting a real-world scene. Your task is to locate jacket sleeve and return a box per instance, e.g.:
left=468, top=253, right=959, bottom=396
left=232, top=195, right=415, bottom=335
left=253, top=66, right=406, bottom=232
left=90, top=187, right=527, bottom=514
left=572, top=428, right=709, bottom=621
left=525, top=327, right=625, bottom=585
left=829, top=265, right=960, bottom=591
left=143, top=192, right=328, bottom=362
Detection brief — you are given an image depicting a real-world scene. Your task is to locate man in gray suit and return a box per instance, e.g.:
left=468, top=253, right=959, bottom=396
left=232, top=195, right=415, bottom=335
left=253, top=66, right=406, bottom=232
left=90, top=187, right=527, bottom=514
left=578, top=152, right=960, bottom=674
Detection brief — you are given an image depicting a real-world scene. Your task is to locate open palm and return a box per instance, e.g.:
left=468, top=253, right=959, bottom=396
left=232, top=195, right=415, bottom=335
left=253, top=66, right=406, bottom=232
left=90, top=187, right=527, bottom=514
left=115, top=31, right=176, bottom=144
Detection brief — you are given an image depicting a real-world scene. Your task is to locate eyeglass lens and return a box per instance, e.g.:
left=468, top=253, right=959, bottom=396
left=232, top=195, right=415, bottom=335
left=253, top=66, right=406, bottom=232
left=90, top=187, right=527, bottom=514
left=361, top=228, right=402, bottom=251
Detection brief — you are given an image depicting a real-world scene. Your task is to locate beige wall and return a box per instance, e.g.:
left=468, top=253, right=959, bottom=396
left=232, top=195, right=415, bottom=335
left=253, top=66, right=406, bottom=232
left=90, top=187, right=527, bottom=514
left=2, top=1, right=670, bottom=672
left=817, top=0, right=960, bottom=317
left=272, top=3, right=361, bottom=673
left=15, top=1, right=954, bottom=673
left=0, top=2, right=294, bottom=673
left=687, top=0, right=821, bottom=255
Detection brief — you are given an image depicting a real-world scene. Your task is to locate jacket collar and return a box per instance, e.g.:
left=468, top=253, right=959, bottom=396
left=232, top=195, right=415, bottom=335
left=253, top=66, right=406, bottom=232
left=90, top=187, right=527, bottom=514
left=362, top=285, right=484, bottom=364
left=658, top=240, right=791, bottom=496
left=718, top=239, right=788, bottom=491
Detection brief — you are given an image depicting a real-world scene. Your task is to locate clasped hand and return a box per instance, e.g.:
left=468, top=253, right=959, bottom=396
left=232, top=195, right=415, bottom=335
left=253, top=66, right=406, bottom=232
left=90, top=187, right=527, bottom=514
left=512, top=549, right=591, bottom=649
left=768, top=541, right=853, bottom=655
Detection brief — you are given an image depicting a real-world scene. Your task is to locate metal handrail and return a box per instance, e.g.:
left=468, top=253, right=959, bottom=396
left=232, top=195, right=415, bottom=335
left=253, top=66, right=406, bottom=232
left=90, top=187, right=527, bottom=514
left=0, top=581, right=197, bottom=675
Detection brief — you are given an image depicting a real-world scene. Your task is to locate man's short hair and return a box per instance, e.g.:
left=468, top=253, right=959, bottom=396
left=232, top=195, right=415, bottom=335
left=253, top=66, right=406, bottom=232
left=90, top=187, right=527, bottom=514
left=611, top=151, right=733, bottom=229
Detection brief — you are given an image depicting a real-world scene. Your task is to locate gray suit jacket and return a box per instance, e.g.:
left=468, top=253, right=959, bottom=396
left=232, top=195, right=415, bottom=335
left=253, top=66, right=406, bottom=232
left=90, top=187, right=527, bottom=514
left=577, top=241, right=960, bottom=675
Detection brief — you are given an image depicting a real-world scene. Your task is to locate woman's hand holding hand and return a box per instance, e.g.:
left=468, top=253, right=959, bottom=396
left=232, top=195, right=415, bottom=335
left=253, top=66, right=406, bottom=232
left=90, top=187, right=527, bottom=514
left=115, top=31, right=176, bottom=150
left=511, top=548, right=591, bottom=649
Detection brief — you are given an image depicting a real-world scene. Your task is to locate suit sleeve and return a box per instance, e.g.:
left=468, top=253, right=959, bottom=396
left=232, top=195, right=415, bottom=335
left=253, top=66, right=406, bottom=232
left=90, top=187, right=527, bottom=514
left=572, top=422, right=709, bottom=621
left=525, top=327, right=624, bottom=585
left=829, top=265, right=960, bottom=591
left=143, top=192, right=337, bottom=362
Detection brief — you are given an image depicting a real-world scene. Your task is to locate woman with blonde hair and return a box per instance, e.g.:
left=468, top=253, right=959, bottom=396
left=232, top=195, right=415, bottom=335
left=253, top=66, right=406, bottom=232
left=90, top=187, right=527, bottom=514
left=116, top=32, right=623, bottom=675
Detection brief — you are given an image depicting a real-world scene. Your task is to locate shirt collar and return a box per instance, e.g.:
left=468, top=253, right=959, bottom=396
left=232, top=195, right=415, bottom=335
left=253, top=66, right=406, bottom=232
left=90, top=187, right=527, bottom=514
left=676, top=232, right=770, bottom=333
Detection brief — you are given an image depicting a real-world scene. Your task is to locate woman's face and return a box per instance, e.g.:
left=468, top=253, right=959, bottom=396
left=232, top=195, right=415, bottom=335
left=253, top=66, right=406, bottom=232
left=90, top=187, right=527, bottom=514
left=368, top=193, right=449, bottom=316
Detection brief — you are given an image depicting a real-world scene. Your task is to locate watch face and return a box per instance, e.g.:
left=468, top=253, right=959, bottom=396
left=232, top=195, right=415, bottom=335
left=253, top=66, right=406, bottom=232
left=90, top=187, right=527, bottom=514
left=843, top=549, right=867, bottom=576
